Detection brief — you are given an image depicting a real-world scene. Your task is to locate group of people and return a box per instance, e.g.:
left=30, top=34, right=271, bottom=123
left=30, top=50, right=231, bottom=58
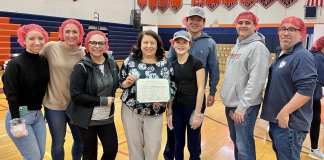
left=2, top=6, right=324, bottom=160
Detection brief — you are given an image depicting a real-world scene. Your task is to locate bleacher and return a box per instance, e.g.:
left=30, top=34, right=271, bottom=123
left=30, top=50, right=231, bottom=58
left=0, top=11, right=141, bottom=65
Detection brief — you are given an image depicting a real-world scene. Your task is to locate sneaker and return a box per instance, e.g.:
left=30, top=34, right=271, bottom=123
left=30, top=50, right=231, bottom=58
left=309, top=148, right=324, bottom=160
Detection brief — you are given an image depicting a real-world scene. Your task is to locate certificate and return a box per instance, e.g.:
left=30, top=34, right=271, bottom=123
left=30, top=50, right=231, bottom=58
left=136, top=79, right=170, bottom=103
left=91, top=106, right=111, bottom=120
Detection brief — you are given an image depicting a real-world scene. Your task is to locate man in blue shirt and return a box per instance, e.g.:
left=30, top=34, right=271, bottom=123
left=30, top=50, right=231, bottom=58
left=164, top=6, right=219, bottom=160
left=261, top=16, right=317, bottom=160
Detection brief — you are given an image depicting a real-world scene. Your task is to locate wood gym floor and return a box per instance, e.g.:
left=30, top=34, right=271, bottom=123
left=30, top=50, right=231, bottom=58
left=0, top=73, right=323, bottom=160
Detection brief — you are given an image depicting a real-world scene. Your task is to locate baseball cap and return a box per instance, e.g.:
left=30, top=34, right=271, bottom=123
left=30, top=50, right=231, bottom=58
left=172, top=30, right=192, bottom=42
left=188, top=6, right=206, bottom=19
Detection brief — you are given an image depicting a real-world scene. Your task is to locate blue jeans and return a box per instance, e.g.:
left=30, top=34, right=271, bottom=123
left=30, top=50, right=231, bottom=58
left=5, top=111, right=46, bottom=160
left=269, top=122, right=307, bottom=160
left=45, top=107, right=83, bottom=160
left=225, top=105, right=260, bottom=160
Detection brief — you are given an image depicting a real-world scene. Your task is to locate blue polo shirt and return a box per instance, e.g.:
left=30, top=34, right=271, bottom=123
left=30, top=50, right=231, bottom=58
left=261, top=42, right=317, bottom=132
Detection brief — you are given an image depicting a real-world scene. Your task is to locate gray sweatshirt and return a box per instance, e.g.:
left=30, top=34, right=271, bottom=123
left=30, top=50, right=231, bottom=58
left=220, top=32, right=270, bottom=112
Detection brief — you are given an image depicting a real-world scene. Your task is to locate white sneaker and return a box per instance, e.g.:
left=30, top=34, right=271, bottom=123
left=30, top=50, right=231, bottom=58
left=309, top=148, right=324, bottom=160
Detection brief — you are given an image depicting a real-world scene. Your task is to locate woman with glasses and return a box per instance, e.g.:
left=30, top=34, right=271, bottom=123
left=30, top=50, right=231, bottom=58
left=68, top=30, right=119, bottom=160
left=3, top=24, right=49, bottom=160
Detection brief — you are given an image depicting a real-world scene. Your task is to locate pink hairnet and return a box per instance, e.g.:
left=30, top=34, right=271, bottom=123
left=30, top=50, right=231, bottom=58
left=17, top=24, right=49, bottom=48
left=311, top=36, right=324, bottom=52
left=280, top=16, right=307, bottom=40
left=84, top=30, right=109, bottom=52
left=58, top=19, right=84, bottom=45
left=234, top=11, right=259, bottom=26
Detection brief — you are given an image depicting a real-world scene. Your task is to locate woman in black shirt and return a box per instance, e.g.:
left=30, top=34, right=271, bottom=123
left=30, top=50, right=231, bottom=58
left=168, top=30, right=205, bottom=160
left=3, top=24, right=50, bottom=160
left=68, top=30, right=119, bottom=160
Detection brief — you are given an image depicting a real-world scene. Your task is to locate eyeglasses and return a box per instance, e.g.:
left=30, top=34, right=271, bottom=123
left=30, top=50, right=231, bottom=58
left=237, top=20, right=252, bottom=25
left=89, top=41, right=105, bottom=47
left=278, top=27, right=300, bottom=33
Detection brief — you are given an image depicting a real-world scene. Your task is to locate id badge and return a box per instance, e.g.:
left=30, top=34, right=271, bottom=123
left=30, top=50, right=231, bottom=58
left=19, top=106, right=28, bottom=116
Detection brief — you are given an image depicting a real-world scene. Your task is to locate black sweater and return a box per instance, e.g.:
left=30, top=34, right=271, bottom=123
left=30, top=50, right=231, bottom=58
left=2, top=50, right=50, bottom=119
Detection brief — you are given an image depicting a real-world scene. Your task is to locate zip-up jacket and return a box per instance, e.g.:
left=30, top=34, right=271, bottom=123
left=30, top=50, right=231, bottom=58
left=67, top=53, right=119, bottom=129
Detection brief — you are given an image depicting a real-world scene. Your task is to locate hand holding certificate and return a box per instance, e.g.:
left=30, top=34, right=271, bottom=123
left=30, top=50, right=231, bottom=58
left=136, top=79, right=170, bottom=103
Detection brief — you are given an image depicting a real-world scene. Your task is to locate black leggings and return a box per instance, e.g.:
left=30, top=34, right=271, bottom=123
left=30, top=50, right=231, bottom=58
left=79, top=123, right=118, bottom=160
left=310, top=99, right=322, bottom=149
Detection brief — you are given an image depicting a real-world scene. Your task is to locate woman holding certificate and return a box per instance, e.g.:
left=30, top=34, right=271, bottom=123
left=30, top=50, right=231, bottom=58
left=69, top=30, right=119, bottom=160
left=168, top=30, right=205, bottom=160
left=119, top=30, right=175, bottom=160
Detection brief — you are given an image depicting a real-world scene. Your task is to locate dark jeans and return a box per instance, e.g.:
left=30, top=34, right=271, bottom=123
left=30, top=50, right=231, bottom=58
left=310, top=99, right=321, bottom=149
left=79, top=123, right=118, bottom=160
left=164, top=102, right=206, bottom=160
left=269, top=122, right=307, bottom=160
left=163, top=127, right=175, bottom=160
left=225, top=105, right=260, bottom=160
left=172, top=106, right=202, bottom=160
left=45, top=107, right=83, bottom=160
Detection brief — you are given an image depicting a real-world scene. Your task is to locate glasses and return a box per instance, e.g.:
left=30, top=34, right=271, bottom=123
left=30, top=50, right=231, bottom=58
left=278, top=27, right=300, bottom=33
left=237, top=20, right=252, bottom=25
left=89, top=41, right=105, bottom=47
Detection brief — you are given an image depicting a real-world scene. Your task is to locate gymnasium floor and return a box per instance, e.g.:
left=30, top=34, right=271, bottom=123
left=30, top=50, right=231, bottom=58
left=0, top=73, right=322, bottom=160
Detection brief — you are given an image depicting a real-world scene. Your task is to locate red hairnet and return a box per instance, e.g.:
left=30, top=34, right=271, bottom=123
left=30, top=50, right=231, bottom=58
left=234, top=11, right=259, bottom=26
left=182, top=17, right=189, bottom=29
left=311, top=36, right=324, bottom=52
left=17, top=24, right=49, bottom=48
left=84, top=30, right=109, bottom=52
left=280, top=16, right=307, bottom=40
left=58, top=19, right=84, bottom=45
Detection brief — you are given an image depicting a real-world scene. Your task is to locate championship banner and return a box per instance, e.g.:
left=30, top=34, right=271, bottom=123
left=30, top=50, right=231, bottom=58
left=278, top=0, right=298, bottom=8
left=258, top=0, right=276, bottom=9
left=170, top=0, right=183, bottom=12
left=137, top=0, right=147, bottom=10
left=239, top=0, right=256, bottom=9
left=192, top=0, right=206, bottom=7
left=158, top=0, right=169, bottom=13
left=149, top=0, right=158, bottom=12
left=306, top=0, right=324, bottom=7
left=222, top=0, right=238, bottom=10
left=206, top=0, right=221, bottom=11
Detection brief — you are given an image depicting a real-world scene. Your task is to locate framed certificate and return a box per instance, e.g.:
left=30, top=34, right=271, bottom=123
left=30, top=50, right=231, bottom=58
left=136, top=79, right=170, bottom=103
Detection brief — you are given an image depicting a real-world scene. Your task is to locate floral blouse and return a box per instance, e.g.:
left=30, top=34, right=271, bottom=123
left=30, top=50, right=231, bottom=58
left=119, top=56, right=176, bottom=116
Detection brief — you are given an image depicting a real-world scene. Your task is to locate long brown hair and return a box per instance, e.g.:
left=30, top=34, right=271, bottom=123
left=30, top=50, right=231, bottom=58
left=131, top=30, right=165, bottom=61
